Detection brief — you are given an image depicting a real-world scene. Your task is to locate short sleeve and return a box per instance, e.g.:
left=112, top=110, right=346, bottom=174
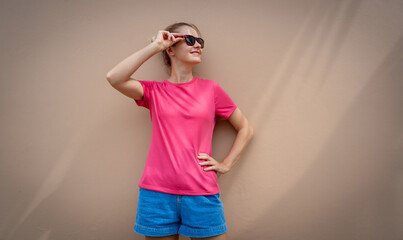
left=134, top=80, right=153, bottom=109
left=214, top=82, right=237, bottom=119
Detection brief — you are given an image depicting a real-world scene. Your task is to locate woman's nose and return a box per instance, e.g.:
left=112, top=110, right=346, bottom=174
left=194, top=41, right=202, bottom=48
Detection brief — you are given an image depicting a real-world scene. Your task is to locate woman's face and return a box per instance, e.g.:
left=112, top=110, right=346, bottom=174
left=168, top=26, right=203, bottom=66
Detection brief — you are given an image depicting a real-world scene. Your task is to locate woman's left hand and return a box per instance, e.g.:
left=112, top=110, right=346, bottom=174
left=197, top=153, right=231, bottom=175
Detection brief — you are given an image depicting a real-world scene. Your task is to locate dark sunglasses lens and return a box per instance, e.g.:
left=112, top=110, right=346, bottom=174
left=185, top=36, right=195, bottom=46
left=197, top=38, right=204, bottom=48
left=184, top=35, right=204, bottom=48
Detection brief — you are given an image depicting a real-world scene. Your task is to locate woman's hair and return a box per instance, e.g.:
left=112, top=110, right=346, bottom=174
left=161, top=22, right=202, bottom=72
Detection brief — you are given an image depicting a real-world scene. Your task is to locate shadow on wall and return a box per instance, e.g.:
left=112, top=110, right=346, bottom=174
left=253, top=0, right=361, bottom=128
left=4, top=106, right=145, bottom=240
left=237, top=29, right=403, bottom=240
left=5, top=127, right=88, bottom=240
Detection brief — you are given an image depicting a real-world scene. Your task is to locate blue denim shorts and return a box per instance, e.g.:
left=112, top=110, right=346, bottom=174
left=134, top=187, right=227, bottom=238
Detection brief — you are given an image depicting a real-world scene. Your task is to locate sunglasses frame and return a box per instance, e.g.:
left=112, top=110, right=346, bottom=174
left=174, top=35, right=204, bottom=48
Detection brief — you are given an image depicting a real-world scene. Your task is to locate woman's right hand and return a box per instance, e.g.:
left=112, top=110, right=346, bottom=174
left=151, top=30, right=184, bottom=52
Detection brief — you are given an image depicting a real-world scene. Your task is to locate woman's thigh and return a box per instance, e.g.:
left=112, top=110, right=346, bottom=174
left=145, top=234, right=179, bottom=240
left=190, top=232, right=227, bottom=240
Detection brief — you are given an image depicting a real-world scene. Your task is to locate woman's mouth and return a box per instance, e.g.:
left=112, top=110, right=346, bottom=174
left=190, top=51, right=201, bottom=56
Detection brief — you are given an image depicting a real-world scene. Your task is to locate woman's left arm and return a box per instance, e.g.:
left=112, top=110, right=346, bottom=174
left=198, top=107, right=254, bottom=175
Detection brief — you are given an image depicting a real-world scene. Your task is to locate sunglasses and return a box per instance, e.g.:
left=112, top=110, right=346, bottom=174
left=174, top=35, right=205, bottom=48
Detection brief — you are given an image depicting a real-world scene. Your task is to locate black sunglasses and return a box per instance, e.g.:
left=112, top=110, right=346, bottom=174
left=174, top=35, right=205, bottom=48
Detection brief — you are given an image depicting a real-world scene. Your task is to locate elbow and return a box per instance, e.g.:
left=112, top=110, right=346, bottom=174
left=239, top=121, right=254, bottom=141
left=242, top=123, right=253, bottom=141
left=249, top=124, right=254, bottom=140
left=106, top=72, right=116, bottom=86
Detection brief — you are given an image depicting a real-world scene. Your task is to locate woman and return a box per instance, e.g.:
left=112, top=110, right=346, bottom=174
left=106, top=22, right=253, bottom=240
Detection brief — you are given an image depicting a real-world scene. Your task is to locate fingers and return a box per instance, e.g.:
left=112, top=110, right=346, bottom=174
left=197, top=153, right=211, bottom=161
left=174, top=36, right=184, bottom=43
left=151, top=31, right=185, bottom=47
left=168, top=32, right=185, bottom=43
left=157, top=31, right=183, bottom=39
left=155, top=30, right=169, bottom=41
left=204, top=166, right=215, bottom=171
left=197, top=153, right=217, bottom=171
left=169, top=32, right=175, bottom=41
left=162, top=31, right=170, bottom=40
left=197, top=153, right=229, bottom=175
left=199, top=161, right=216, bottom=171
left=199, top=159, right=214, bottom=166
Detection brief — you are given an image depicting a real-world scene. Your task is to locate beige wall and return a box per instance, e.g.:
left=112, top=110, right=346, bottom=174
left=1, top=0, right=402, bottom=239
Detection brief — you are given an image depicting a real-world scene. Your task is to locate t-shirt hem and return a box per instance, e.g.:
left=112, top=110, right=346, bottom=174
left=138, top=183, right=220, bottom=196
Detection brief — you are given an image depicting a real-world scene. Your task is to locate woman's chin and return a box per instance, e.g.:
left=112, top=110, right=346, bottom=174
left=188, top=59, right=201, bottom=65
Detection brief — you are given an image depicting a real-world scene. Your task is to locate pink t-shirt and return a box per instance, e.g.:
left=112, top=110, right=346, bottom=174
left=134, top=76, right=237, bottom=195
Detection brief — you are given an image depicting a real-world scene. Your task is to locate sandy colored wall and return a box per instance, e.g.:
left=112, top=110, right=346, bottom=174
left=1, top=0, right=402, bottom=239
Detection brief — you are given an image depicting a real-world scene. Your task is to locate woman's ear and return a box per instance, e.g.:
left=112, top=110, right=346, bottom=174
left=166, top=46, right=174, bottom=56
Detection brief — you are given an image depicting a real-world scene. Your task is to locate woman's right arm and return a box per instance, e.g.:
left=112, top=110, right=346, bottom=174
left=106, top=31, right=183, bottom=100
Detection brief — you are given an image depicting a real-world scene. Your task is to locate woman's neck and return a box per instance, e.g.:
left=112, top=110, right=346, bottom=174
left=168, top=64, right=194, bottom=83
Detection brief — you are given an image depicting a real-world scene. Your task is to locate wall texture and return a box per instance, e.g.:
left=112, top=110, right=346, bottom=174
left=1, top=0, right=402, bottom=239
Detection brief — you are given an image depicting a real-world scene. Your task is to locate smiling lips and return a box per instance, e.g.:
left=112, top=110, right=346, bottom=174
left=190, top=50, right=201, bottom=55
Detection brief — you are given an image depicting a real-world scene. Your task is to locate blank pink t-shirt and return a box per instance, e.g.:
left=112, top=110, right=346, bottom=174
left=134, top=76, right=237, bottom=195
